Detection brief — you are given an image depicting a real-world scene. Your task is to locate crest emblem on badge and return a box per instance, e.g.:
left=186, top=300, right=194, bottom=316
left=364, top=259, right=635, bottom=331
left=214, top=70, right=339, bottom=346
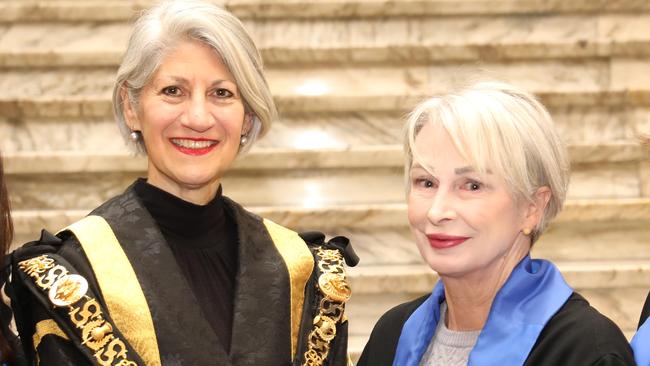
left=318, top=273, right=351, bottom=303
left=48, top=274, right=88, bottom=307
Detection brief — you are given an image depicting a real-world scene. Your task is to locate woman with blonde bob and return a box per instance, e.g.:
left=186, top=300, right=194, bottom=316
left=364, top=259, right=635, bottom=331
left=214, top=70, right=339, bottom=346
left=4, top=1, right=353, bottom=365
left=357, top=82, right=633, bottom=365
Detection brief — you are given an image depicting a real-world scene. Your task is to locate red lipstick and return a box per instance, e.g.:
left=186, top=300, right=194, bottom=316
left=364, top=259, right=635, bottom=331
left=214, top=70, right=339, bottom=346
left=170, top=137, right=218, bottom=156
left=426, top=233, right=470, bottom=249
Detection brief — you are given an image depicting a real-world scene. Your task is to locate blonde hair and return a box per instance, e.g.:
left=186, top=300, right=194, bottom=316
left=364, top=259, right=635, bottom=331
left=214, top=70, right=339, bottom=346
left=112, top=0, right=277, bottom=154
left=404, top=81, right=570, bottom=243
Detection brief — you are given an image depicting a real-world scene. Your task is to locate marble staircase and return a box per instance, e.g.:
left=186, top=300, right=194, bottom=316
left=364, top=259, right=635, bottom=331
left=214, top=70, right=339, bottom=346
left=1, top=0, right=650, bottom=362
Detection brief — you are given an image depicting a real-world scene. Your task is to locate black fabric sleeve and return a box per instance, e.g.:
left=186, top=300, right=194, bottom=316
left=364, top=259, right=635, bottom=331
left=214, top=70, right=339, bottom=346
left=7, top=233, right=94, bottom=365
left=591, top=354, right=635, bottom=366
left=7, top=231, right=144, bottom=366
left=327, top=320, right=349, bottom=365
left=296, top=231, right=353, bottom=366
left=356, top=295, right=428, bottom=366
left=525, top=293, right=635, bottom=366
left=37, top=336, right=91, bottom=366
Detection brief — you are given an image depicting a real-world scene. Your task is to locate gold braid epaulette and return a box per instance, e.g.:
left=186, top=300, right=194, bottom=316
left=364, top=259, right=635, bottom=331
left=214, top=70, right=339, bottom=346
left=302, top=248, right=351, bottom=366
left=18, top=255, right=140, bottom=366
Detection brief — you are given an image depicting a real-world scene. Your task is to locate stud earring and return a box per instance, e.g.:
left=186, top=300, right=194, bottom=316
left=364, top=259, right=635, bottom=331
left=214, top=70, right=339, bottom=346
left=523, top=228, right=532, bottom=236
left=130, top=131, right=139, bottom=141
left=240, top=135, right=248, bottom=146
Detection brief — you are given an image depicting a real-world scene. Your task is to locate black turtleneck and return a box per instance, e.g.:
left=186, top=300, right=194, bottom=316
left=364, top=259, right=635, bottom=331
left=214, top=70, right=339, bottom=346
left=133, top=178, right=238, bottom=352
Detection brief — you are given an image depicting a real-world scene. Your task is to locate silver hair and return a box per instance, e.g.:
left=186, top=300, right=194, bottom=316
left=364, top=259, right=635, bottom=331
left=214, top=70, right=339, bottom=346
left=112, top=0, right=276, bottom=154
left=404, top=81, right=570, bottom=243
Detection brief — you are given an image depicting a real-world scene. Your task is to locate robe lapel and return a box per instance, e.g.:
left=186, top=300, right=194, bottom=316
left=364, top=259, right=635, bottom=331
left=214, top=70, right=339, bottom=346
left=225, top=198, right=292, bottom=366
left=92, top=185, right=233, bottom=366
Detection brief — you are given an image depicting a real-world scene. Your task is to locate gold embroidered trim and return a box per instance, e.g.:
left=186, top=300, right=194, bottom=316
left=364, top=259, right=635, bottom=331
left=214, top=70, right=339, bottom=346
left=19, top=255, right=139, bottom=366
left=263, top=219, right=314, bottom=360
left=33, top=319, right=69, bottom=350
left=302, top=248, right=351, bottom=366
left=63, top=215, right=161, bottom=366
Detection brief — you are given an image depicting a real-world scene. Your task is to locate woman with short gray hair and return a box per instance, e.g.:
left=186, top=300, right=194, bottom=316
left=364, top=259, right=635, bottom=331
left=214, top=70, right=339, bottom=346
left=113, top=0, right=275, bottom=155
left=5, top=1, right=353, bottom=365
left=357, top=81, right=633, bottom=366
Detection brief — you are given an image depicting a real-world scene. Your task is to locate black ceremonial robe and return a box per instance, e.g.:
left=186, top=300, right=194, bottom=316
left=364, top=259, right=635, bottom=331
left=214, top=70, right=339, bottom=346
left=357, top=293, right=634, bottom=366
left=6, top=184, right=349, bottom=366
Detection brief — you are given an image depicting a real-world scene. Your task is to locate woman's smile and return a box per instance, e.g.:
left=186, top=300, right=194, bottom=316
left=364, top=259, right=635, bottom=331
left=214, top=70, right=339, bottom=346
left=426, top=233, right=470, bottom=249
left=170, top=137, right=220, bottom=156
left=121, top=40, right=249, bottom=204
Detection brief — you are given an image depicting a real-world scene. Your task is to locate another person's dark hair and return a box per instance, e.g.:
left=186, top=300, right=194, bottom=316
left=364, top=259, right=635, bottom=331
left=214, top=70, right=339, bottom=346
left=0, top=153, right=11, bottom=259
left=0, top=152, right=14, bottom=363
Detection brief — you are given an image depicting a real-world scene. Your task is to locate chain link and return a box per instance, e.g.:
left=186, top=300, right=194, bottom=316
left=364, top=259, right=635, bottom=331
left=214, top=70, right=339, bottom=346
left=302, top=248, right=351, bottom=366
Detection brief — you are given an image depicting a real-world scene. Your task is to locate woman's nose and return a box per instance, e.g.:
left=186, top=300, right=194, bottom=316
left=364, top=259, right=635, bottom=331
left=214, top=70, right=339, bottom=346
left=183, top=96, right=215, bottom=131
left=427, top=190, right=457, bottom=225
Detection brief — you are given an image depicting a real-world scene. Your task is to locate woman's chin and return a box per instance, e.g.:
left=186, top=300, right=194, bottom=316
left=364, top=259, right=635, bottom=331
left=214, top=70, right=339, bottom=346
left=424, top=255, right=475, bottom=279
left=177, top=176, right=220, bottom=191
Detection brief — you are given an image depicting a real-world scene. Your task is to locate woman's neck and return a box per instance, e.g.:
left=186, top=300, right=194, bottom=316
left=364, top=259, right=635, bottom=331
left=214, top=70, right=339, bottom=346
left=146, top=170, right=221, bottom=205
left=442, top=240, right=530, bottom=331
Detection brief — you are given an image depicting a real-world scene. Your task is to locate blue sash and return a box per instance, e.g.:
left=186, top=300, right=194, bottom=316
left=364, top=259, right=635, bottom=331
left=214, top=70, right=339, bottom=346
left=392, top=256, right=573, bottom=366
left=632, top=319, right=650, bottom=365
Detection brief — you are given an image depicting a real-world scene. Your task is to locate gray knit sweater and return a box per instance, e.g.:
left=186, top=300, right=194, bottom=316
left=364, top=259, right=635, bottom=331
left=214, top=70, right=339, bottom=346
left=419, top=302, right=481, bottom=366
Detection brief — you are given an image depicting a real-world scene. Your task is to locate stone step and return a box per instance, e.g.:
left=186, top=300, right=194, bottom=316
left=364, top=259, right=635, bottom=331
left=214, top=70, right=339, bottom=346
left=10, top=198, right=650, bottom=246
left=349, top=261, right=650, bottom=296
left=334, top=221, right=650, bottom=265
left=0, top=113, right=406, bottom=153
left=1, top=13, right=650, bottom=67
left=3, top=142, right=643, bottom=173
left=2, top=0, right=650, bottom=23
left=4, top=143, right=647, bottom=209
left=1, top=105, right=645, bottom=153
left=1, top=60, right=649, bottom=119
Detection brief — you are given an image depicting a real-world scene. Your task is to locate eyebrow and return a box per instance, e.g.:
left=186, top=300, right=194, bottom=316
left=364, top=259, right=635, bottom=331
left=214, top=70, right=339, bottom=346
left=412, top=163, right=490, bottom=175
left=160, top=76, right=234, bottom=87
left=454, top=166, right=475, bottom=175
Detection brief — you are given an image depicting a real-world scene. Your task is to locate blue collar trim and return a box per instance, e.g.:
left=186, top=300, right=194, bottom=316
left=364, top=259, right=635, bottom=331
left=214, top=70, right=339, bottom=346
left=632, top=318, right=650, bottom=365
left=392, top=256, right=573, bottom=366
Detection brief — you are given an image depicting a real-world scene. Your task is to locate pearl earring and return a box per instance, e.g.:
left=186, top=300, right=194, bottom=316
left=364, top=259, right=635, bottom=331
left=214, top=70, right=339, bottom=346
left=523, top=228, right=532, bottom=236
left=240, top=135, right=248, bottom=146
left=130, top=131, right=139, bottom=141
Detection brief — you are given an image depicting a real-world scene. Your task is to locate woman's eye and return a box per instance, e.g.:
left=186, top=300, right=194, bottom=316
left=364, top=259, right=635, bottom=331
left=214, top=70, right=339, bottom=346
left=161, top=86, right=181, bottom=96
left=215, top=88, right=234, bottom=98
left=462, top=180, right=483, bottom=191
left=414, top=178, right=435, bottom=189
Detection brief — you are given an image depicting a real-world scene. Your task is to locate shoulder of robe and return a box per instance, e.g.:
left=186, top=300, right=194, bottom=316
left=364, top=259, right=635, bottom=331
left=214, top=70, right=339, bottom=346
left=5, top=226, right=147, bottom=366
left=590, top=353, right=637, bottom=366
left=356, top=294, right=429, bottom=366
left=372, top=294, right=429, bottom=335
left=526, top=292, right=635, bottom=365
left=8, top=229, right=97, bottom=293
left=298, top=231, right=359, bottom=267
left=11, top=229, right=72, bottom=261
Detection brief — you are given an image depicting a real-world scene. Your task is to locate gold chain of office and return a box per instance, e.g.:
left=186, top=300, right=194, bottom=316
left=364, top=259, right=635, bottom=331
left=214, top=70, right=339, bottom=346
left=19, top=255, right=139, bottom=366
left=302, top=248, right=351, bottom=366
